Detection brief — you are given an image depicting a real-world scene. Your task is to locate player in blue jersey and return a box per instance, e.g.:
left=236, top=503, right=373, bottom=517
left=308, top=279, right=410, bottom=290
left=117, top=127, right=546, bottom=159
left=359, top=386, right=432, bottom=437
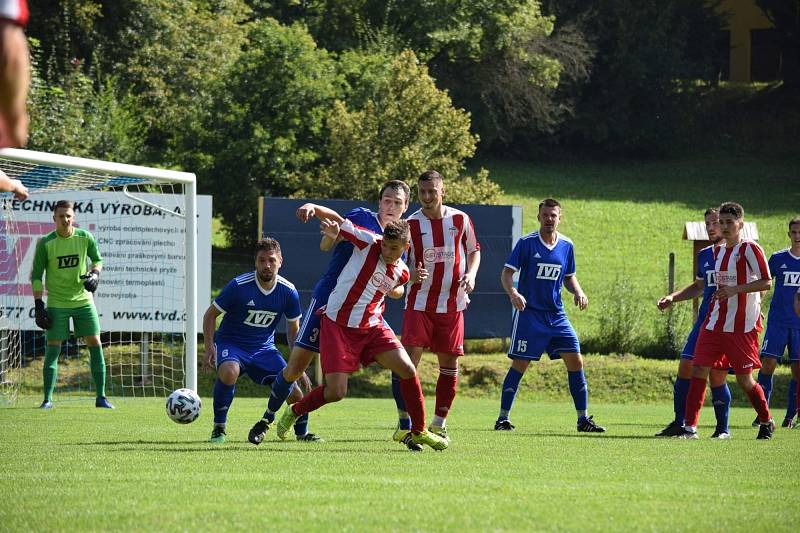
left=202, top=237, right=316, bottom=443
left=494, top=199, right=605, bottom=433
left=246, top=180, right=411, bottom=444
left=654, top=208, right=733, bottom=438
left=756, top=217, right=800, bottom=428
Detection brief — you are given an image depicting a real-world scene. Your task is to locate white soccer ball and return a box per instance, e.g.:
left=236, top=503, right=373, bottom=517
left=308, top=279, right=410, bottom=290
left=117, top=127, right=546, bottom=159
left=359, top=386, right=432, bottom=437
left=166, top=388, right=202, bottom=424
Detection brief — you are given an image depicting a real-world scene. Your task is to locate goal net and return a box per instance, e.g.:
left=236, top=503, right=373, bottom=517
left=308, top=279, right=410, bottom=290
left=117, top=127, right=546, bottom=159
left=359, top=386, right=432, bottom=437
left=0, top=148, right=199, bottom=405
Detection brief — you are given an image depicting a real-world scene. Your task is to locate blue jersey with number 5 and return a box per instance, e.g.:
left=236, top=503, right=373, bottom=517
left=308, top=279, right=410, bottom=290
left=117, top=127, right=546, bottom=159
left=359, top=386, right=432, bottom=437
left=214, top=273, right=302, bottom=353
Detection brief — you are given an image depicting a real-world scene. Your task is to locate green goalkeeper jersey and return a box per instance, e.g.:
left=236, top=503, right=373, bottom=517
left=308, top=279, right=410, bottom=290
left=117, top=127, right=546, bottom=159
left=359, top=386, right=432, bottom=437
left=31, top=228, right=103, bottom=308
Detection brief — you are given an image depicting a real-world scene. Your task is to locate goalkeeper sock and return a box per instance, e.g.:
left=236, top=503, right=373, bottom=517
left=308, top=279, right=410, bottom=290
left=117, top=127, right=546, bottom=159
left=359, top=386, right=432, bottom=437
left=294, top=413, right=309, bottom=436
left=757, top=370, right=773, bottom=405
left=89, top=345, right=107, bottom=398
left=711, top=384, right=731, bottom=433
left=499, top=367, right=523, bottom=421
left=568, top=369, right=588, bottom=420
left=392, top=372, right=411, bottom=430
left=213, top=379, right=236, bottom=424
left=673, top=377, right=690, bottom=425
left=42, top=344, right=61, bottom=402
left=785, top=378, right=797, bottom=422
left=264, top=371, right=295, bottom=422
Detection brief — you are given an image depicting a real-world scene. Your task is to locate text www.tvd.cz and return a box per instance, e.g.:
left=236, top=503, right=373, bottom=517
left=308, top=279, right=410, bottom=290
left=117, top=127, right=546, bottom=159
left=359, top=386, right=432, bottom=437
left=111, top=310, right=187, bottom=321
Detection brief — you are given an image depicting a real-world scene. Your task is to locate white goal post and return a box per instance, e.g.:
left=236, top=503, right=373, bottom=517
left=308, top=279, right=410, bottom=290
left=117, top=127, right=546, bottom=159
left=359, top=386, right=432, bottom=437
left=0, top=148, right=200, bottom=403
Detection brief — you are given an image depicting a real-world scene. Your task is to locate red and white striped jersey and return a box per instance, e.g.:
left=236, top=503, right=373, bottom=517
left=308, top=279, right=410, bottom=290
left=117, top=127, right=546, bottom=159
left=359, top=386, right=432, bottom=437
left=404, top=206, right=480, bottom=313
left=0, top=0, right=28, bottom=26
left=704, top=240, right=771, bottom=333
left=324, top=219, right=410, bottom=329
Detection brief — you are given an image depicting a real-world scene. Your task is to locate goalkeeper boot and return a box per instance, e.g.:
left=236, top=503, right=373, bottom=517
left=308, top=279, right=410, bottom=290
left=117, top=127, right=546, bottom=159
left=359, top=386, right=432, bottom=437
left=577, top=415, right=606, bottom=433
left=276, top=406, right=299, bottom=440
left=95, top=396, right=114, bottom=409
left=409, top=429, right=448, bottom=451
left=296, top=433, right=324, bottom=442
left=654, top=420, right=684, bottom=437
left=248, top=419, right=269, bottom=445
left=494, top=419, right=515, bottom=431
left=209, top=425, right=226, bottom=444
left=428, top=424, right=450, bottom=444
left=756, top=419, right=775, bottom=440
left=39, top=400, right=53, bottom=409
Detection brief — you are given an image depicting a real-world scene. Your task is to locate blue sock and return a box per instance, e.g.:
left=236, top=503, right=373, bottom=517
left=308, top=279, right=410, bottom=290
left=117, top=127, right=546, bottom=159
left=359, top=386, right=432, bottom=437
left=213, top=379, right=236, bottom=425
left=786, top=378, right=797, bottom=422
left=568, top=370, right=589, bottom=421
left=294, top=413, right=309, bottom=436
left=263, top=372, right=295, bottom=422
left=392, top=372, right=411, bottom=430
left=711, top=384, right=731, bottom=433
left=757, top=370, right=774, bottom=405
left=673, top=377, right=690, bottom=425
left=498, top=367, right=524, bottom=421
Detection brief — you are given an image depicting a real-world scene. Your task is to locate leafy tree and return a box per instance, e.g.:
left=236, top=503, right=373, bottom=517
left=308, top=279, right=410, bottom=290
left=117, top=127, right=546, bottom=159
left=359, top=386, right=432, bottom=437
left=292, top=50, right=500, bottom=203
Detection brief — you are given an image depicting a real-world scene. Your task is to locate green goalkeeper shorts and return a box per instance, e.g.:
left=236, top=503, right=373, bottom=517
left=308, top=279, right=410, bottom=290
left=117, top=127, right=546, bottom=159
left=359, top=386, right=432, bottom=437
left=45, top=304, right=101, bottom=342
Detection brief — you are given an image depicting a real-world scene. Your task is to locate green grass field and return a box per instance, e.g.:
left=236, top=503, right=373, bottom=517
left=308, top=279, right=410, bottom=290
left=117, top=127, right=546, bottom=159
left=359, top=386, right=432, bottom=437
left=2, top=397, right=798, bottom=531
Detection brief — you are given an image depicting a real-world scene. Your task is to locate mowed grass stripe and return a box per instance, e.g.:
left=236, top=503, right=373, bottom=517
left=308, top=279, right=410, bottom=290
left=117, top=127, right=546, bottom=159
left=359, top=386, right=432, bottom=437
left=2, top=397, right=798, bottom=531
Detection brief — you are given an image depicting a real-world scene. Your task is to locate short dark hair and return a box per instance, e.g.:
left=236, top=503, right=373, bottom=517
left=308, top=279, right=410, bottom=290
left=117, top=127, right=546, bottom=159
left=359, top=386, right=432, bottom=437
left=255, top=237, right=281, bottom=258
left=789, top=217, right=800, bottom=230
left=382, top=220, right=410, bottom=243
left=718, top=202, right=744, bottom=219
left=418, top=170, right=443, bottom=183
left=54, top=200, right=74, bottom=212
left=704, top=207, right=719, bottom=218
left=379, top=180, right=410, bottom=204
left=538, top=198, right=561, bottom=211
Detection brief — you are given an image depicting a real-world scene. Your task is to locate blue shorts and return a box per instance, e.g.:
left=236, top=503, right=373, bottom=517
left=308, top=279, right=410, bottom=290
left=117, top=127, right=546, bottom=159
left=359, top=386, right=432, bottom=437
left=508, top=308, right=580, bottom=361
left=215, top=342, right=287, bottom=385
left=680, top=319, right=705, bottom=360
left=295, top=297, right=324, bottom=353
left=760, top=324, right=800, bottom=362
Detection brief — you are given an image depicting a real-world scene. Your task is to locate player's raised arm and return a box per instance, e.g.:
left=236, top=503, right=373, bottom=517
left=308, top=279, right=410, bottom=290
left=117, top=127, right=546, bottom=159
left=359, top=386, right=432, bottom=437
left=297, top=202, right=345, bottom=224
left=0, top=169, right=27, bottom=199
left=202, top=304, right=222, bottom=370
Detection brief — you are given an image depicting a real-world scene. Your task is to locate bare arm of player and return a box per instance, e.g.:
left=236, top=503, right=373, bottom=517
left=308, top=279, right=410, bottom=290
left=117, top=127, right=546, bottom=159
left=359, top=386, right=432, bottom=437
left=656, top=279, right=703, bottom=311
left=501, top=266, right=526, bottom=311
left=795, top=291, right=800, bottom=318
left=712, top=278, right=772, bottom=302
left=459, top=249, right=481, bottom=294
left=202, top=305, right=222, bottom=370
left=286, top=318, right=300, bottom=351
left=564, top=275, right=588, bottom=311
left=0, top=170, right=27, bottom=199
left=0, top=21, right=30, bottom=148
left=319, top=234, right=343, bottom=252
left=297, top=203, right=345, bottom=224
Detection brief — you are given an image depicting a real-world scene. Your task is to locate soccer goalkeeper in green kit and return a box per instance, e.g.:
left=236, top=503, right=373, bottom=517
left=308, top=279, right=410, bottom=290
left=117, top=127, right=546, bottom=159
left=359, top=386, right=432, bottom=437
left=30, top=200, right=113, bottom=409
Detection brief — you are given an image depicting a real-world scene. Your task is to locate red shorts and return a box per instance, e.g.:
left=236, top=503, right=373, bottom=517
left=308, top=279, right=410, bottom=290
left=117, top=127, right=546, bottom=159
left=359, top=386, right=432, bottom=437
left=319, top=315, right=403, bottom=374
left=693, top=328, right=761, bottom=375
left=401, top=309, right=464, bottom=356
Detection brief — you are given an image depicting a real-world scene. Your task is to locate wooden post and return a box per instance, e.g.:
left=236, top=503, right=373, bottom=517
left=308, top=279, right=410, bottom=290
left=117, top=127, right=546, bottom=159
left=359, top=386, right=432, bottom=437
left=668, top=253, right=675, bottom=294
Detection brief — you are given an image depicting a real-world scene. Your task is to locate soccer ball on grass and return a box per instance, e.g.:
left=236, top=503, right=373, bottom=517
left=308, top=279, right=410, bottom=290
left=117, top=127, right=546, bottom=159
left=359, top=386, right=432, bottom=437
left=166, top=388, right=202, bottom=424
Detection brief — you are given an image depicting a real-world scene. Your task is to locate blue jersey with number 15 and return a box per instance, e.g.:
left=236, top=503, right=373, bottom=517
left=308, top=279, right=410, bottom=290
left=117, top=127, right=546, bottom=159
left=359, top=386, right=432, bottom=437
left=505, top=231, right=576, bottom=313
left=214, top=273, right=302, bottom=353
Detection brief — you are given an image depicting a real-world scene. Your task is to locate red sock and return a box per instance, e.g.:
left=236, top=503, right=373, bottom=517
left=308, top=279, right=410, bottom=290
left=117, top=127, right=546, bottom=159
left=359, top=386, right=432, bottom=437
left=746, top=383, right=771, bottom=423
left=291, top=385, right=327, bottom=417
left=434, top=367, right=458, bottom=419
left=684, top=377, right=707, bottom=428
left=400, top=375, right=426, bottom=433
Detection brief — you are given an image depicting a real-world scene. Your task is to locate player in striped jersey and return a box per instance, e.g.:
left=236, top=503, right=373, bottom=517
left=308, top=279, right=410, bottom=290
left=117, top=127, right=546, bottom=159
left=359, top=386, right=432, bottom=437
left=273, top=218, right=448, bottom=450
left=679, top=202, right=775, bottom=439
left=391, top=170, right=481, bottom=445
left=494, top=198, right=605, bottom=433
left=202, top=238, right=317, bottom=443
left=247, top=181, right=411, bottom=444
left=756, top=217, right=800, bottom=428
left=655, top=208, right=732, bottom=438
